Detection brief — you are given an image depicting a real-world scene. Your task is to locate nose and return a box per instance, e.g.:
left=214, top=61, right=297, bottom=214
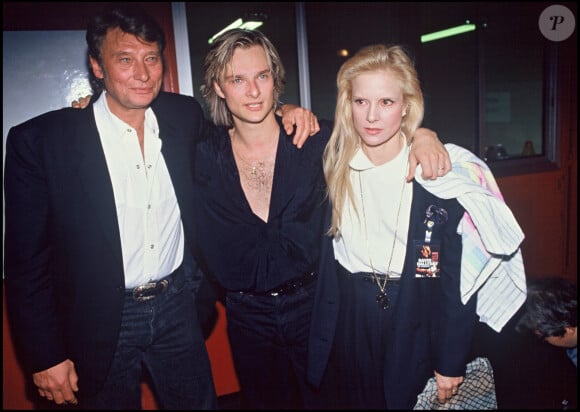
left=366, top=103, right=378, bottom=123
left=247, top=79, right=260, bottom=98
left=134, top=61, right=150, bottom=83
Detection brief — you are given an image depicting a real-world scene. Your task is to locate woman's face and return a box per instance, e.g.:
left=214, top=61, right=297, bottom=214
left=351, top=70, right=407, bottom=162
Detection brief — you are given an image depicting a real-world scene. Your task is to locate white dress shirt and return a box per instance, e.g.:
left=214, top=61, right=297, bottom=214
left=93, top=92, right=184, bottom=288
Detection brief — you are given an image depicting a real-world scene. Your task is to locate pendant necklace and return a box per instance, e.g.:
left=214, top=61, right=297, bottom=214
left=358, top=150, right=409, bottom=310
left=230, top=128, right=277, bottom=196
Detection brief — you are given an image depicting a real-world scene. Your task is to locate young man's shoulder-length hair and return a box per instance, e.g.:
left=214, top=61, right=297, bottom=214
left=201, top=28, right=286, bottom=128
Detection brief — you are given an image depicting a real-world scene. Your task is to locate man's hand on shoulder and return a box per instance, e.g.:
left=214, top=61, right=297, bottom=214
left=278, top=104, right=321, bottom=149
left=407, top=127, right=451, bottom=181
left=71, top=95, right=92, bottom=109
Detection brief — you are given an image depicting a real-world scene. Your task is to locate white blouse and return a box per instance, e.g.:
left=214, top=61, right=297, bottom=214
left=333, top=144, right=413, bottom=277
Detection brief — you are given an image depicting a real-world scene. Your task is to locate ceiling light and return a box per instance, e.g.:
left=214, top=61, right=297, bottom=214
left=421, top=23, right=476, bottom=43
left=208, top=18, right=243, bottom=44
left=240, top=21, right=263, bottom=30
left=208, top=13, right=267, bottom=44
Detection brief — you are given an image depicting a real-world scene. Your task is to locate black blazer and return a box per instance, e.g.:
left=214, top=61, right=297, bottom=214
left=4, top=92, right=207, bottom=396
left=307, top=181, right=477, bottom=409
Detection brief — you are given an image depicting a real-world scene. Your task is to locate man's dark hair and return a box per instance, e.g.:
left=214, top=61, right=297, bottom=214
left=515, top=276, right=577, bottom=339
left=86, top=4, right=166, bottom=93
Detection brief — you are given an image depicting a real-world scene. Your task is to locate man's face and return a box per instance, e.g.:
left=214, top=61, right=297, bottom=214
left=214, top=45, right=276, bottom=125
left=90, top=27, right=163, bottom=118
left=544, top=327, right=577, bottom=349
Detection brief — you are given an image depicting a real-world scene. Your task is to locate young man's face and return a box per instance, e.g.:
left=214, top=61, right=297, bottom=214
left=214, top=45, right=276, bottom=125
left=90, top=27, right=164, bottom=118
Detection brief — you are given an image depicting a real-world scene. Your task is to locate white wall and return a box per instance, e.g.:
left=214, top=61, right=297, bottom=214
left=3, top=30, right=92, bottom=158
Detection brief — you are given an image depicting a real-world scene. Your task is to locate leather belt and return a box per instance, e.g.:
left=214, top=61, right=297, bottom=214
left=336, top=263, right=401, bottom=283
left=357, top=272, right=401, bottom=284
left=236, top=272, right=317, bottom=297
left=126, top=271, right=178, bottom=302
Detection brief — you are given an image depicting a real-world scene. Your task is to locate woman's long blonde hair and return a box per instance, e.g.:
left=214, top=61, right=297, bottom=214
left=322, top=44, right=424, bottom=237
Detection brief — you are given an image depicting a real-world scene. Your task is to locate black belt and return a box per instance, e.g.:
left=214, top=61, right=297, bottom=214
left=125, top=270, right=179, bottom=302
left=357, top=272, right=401, bottom=283
left=236, top=272, right=317, bottom=297
left=336, top=263, right=401, bottom=285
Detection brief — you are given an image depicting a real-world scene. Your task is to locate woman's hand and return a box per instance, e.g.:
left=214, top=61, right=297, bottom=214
left=434, top=370, right=464, bottom=404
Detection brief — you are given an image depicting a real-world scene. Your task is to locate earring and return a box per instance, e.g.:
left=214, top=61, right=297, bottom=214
left=402, top=111, right=407, bottom=116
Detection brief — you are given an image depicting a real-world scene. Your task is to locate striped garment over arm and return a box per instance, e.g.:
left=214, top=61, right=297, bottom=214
left=416, top=143, right=526, bottom=332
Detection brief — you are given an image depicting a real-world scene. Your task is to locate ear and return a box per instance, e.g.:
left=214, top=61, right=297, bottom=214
left=89, top=56, right=104, bottom=80
left=213, top=80, right=225, bottom=99
left=564, top=326, right=577, bottom=337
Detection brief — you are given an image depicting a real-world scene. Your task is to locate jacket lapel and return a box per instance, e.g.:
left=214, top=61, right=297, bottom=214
left=72, top=108, right=123, bottom=265
left=157, top=114, right=197, bottom=243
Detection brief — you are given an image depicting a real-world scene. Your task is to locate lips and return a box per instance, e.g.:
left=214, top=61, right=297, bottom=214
left=246, top=102, right=263, bottom=111
left=365, top=128, right=382, bottom=135
left=132, top=87, right=154, bottom=94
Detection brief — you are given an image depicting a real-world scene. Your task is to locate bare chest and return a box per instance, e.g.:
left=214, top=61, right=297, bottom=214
left=235, top=156, right=275, bottom=222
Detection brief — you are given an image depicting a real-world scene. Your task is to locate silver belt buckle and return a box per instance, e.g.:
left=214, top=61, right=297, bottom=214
left=132, top=279, right=168, bottom=302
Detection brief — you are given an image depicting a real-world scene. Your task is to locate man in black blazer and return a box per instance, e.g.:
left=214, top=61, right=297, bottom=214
left=3, top=5, right=218, bottom=410
left=3, top=4, right=316, bottom=410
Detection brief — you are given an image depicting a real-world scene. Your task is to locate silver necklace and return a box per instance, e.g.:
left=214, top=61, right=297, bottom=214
left=358, top=155, right=409, bottom=310
left=230, top=129, right=277, bottom=194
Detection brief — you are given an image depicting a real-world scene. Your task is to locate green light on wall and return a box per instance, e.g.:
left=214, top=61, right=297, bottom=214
left=421, top=23, right=476, bottom=43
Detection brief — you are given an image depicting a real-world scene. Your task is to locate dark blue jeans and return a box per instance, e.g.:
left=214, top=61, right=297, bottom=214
left=225, top=279, right=319, bottom=410
left=79, top=267, right=217, bottom=410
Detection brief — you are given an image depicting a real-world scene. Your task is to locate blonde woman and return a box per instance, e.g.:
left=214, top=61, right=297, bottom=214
left=308, top=44, right=477, bottom=409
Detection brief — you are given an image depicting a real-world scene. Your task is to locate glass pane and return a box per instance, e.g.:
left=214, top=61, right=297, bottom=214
left=186, top=2, right=299, bottom=119
left=304, top=2, right=551, bottom=168
left=417, top=2, right=478, bottom=154
left=480, top=2, right=548, bottom=162
left=305, top=2, right=421, bottom=122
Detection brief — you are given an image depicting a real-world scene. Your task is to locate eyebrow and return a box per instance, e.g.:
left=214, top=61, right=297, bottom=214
left=351, top=95, right=397, bottom=101
left=223, top=68, right=271, bottom=81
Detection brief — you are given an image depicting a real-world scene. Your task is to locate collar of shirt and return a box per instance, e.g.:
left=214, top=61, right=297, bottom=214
left=349, top=143, right=409, bottom=172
